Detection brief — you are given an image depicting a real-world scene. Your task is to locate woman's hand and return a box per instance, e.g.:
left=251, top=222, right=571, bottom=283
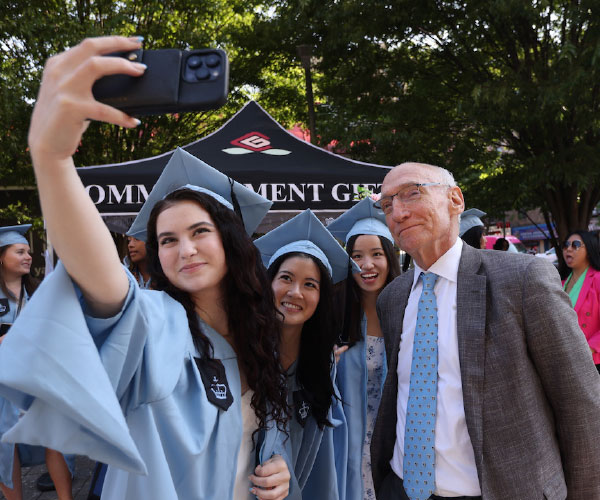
left=249, top=454, right=290, bottom=500
left=28, top=36, right=146, bottom=164
left=334, top=343, right=349, bottom=363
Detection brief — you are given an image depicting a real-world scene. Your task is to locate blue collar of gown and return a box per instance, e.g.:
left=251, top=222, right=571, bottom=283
left=196, top=317, right=237, bottom=361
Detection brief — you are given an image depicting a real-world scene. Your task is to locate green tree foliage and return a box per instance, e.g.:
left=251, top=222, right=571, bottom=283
left=0, top=0, right=282, bottom=185
left=254, top=0, right=600, bottom=245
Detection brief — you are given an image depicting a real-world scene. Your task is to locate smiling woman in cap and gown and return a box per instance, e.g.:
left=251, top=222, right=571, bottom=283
left=0, top=36, right=292, bottom=500
left=326, top=198, right=400, bottom=500
left=254, top=210, right=358, bottom=499
left=0, top=224, right=75, bottom=500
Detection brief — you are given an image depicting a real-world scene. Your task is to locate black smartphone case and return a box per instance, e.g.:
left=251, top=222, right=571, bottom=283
left=92, top=48, right=228, bottom=115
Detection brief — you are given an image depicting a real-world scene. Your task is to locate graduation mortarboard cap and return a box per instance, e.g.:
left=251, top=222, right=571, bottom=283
left=127, top=148, right=272, bottom=241
left=327, top=197, right=393, bottom=244
left=254, top=209, right=360, bottom=284
left=459, top=208, right=486, bottom=237
left=0, top=224, right=31, bottom=247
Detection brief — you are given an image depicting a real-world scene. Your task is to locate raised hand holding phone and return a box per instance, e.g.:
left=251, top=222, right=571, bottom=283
left=28, top=36, right=146, bottom=165
left=28, top=36, right=152, bottom=316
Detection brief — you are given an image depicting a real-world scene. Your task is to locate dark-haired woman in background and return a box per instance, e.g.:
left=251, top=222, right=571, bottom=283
left=0, top=225, right=74, bottom=500
left=0, top=36, right=291, bottom=500
left=125, top=236, right=151, bottom=289
left=562, top=230, right=600, bottom=373
left=459, top=208, right=486, bottom=249
left=255, top=209, right=354, bottom=499
left=327, top=198, right=400, bottom=500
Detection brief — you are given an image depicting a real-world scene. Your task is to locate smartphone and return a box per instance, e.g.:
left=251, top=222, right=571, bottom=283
left=92, top=48, right=229, bottom=116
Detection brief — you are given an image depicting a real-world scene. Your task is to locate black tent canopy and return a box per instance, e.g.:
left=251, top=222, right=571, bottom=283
left=77, top=101, right=393, bottom=231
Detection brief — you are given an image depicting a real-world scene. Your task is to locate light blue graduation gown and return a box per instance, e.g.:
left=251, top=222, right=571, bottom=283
left=278, top=361, right=348, bottom=500
left=0, top=288, right=75, bottom=487
left=335, top=315, right=387, bottom=500
left=0, top=263, right=286, bottom=499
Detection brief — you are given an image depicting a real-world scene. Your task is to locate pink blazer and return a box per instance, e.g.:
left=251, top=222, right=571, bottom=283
left=565, top=268, right=600, bottom=364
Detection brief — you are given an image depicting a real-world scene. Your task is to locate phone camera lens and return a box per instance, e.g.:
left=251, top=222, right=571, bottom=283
left=206, top=54, right=220, bottom=68
left=187, top=56, right=203, bottom=68
left=195, top=67, right=210, bottom=80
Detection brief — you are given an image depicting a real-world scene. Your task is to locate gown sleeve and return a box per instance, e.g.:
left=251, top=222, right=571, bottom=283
left=0, top=262, right=188, bottom=475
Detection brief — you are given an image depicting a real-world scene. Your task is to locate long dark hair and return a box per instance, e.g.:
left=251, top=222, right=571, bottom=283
left=0, top=244, right=38, bottom=302
left=461, top=225, right=485, bottom=249
left=342, top=234, right=400, bottom=345
left=268, top=252, right=337, bottom=429
left=146, top=189, right=289, bottom=434
left=564, top=230, right=600, bottom=272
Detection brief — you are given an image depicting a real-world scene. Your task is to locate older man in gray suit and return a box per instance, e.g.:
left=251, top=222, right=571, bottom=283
left=370, top=162, right=600, bottom=500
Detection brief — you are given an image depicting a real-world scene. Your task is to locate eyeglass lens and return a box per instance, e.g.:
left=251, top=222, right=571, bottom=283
left=562, top=240, right=583, bottom=250
left=375, top=185, right=422, bottom=211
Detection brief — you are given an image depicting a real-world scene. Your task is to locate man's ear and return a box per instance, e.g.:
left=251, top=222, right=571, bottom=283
left=448, top=186, right=465, bottom=216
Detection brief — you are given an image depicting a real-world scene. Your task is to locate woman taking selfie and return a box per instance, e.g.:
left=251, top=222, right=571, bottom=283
left=327, top=198, right=400, bottom=500
left=255, top=210, right=356, bottom=499
left=0, top=36, right=290, bottom=500
left=0, top=225, right=74, bottom=500
left=562, top=230, right=600, bottom=373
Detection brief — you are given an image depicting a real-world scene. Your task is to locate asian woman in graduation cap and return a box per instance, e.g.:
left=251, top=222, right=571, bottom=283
left=254, top=210, right=357, bottom=499
left=0, top=36, right=291, bottom=500
left=0, top=224, right=74, bottom=500
left=327, top=198, right=400, bottom=500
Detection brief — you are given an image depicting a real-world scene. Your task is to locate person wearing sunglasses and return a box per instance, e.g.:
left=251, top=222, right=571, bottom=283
left=562, top=231, right=600, bottom=372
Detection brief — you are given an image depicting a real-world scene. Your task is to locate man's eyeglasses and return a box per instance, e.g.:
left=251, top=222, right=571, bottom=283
left=374, top=183, right=447, bottom=214
left=562, top=240, right=584, bottom=250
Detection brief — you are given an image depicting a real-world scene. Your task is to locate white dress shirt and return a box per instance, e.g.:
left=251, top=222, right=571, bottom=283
left=390, top=239, right=481, bottom=497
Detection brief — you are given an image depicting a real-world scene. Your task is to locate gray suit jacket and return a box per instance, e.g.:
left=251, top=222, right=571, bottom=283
left=371, top=244, right=600, bottom=499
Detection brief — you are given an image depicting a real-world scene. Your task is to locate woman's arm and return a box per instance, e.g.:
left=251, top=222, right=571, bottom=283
left=28, top=36, right=146, bottom=316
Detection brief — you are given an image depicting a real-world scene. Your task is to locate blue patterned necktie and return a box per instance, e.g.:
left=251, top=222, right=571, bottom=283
left=403, top=272, right=439, bottom=500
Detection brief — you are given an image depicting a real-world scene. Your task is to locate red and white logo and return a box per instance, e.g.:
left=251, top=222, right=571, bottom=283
left=223, top=132, right=291, bottom=156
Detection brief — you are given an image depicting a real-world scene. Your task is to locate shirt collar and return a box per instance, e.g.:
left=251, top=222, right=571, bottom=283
left=412, top=238, right=463, bottom=290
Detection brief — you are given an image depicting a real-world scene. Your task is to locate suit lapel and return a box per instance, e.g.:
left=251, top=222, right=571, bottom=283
left=388, top=271, right=414, bottom=368
left=381, top=271, right=413, bottom=414
left=574, top=267, right=594, bottom=313
left=372, top=270, right=414, bottom=481
left=456, top=244, right=487, bottom=468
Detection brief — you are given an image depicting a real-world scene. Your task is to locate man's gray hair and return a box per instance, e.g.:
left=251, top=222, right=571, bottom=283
left=395, top=162, right=457, bottom=187
left=424, top=164, right=456, bottom=187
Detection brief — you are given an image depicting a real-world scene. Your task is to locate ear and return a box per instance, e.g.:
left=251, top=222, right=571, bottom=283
left=448, top=186, right=465, bottom=216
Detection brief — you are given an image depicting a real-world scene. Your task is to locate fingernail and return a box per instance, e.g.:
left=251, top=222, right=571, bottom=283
left=133, top=63, right=147, bottom=70
left=136, top=36, right=144, bottom=42
left=133, top=119, right=141, bottom=126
